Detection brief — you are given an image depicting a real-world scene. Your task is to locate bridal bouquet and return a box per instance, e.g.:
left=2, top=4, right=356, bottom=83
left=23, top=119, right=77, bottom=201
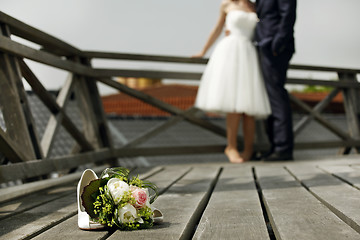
left=81, top=167, right=159, bottom=230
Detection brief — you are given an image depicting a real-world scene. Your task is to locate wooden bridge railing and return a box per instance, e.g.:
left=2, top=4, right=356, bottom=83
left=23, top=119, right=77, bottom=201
left=0, top=11, right=360, bottom=184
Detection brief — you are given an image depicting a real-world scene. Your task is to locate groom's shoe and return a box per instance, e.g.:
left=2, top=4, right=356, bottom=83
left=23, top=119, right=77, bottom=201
left=263, top=151, right=294, bottom=161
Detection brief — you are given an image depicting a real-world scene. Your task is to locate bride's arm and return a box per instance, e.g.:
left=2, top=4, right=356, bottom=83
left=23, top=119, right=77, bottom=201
left=192, top=3, right=227, bottom=58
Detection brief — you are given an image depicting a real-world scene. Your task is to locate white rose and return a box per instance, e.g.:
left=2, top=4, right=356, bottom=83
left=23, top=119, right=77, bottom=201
left=118, top=204, right=138, bottom=223
left=107, top=178, right=130, bottom=204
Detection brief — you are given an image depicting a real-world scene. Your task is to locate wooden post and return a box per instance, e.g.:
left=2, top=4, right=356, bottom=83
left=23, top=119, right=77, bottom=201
left=72, top=57, right=115, bottom=162
left=0, top=23, right=39, bottom=161
left=338, top=72, right=360, bottom=154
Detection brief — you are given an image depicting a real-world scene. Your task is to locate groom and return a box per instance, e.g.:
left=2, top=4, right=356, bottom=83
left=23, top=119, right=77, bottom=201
left=255, top=0, right=297, bottom=161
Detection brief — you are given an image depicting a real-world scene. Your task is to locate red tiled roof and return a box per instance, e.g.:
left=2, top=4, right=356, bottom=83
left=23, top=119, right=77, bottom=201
left=102, top=84, right=198, bottom=116
left=101, top=85, right=344, bottom=116
left=291, top=92, right=343, bottom=103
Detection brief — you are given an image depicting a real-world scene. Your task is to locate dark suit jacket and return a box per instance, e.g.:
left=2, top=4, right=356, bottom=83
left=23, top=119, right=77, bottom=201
left=255, top=0, right=297, bottom=55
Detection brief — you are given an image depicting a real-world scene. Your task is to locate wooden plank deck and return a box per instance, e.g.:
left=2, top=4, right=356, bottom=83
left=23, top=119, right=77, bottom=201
left=1, top=156, right=360, bottom=240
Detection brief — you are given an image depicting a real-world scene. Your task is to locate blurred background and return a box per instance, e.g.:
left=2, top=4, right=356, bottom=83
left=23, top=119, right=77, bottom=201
left=1, top=0, right=360, bottom=95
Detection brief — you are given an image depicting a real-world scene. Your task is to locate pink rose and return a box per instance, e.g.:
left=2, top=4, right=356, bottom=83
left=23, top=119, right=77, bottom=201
left=131, top=187, right=148, bottom=209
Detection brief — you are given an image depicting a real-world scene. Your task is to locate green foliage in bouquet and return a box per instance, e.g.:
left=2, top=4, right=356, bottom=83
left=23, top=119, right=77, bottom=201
left=81, top=178, right=108, bottom=219
left=81, top=167, right=158, bottom=230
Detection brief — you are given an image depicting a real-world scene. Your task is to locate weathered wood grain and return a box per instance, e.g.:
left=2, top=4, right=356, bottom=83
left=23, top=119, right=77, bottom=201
left=0, top=149, right=113, bottom=183
left=0, top=166, right=107, bottom=203
left=132, top=166, right=164, bottom=180
left=319, top=164, right=360, bottom=189
left=94, top=68, right=202, bottom=80
left=83, top=50, right=208, bottom=64
left=256, top=165, right=360, bottom=240
left=0, top=54, right=36, bottom=161
left=287, top=164, right=360, bottom=233
left=0, top=192, right=77, bottom=240
left=144, top=165, right=192, bottom=194
left=30, top=165, right=192, bottom=240
left=1, top=162, right=360, bottom=239
left=339, top=72, right=360, bottom=153
left=0, top=127, right=28, bottom=163
left=1, top=141, right=359, bottom=184
left=193, top=166, right=269, bottom=240
left=106, top=166, right=220, bottom=240
left=2, top=24, right=43, bottom=159
left=73, top=57, right=114, bottom=155
left=0, top=167, right=109, bottom=239
left=0, top=184, right=75, bottom=221
left=0, top=35, right=92, bottom=75
left=0, top=145, right=229, bottom=183
left=31, top=215, right=111, bottom=240
left=73, top=76, right=103, bottom=149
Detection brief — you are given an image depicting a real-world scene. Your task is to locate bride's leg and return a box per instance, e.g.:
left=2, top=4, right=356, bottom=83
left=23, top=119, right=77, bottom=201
left=225, top=113, right=243, bottom=163
left=241, top=114, right=255, bottom=161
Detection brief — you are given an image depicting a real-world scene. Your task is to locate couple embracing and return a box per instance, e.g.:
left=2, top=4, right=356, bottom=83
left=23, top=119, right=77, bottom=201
left=193, top=0, right=296, bottom=163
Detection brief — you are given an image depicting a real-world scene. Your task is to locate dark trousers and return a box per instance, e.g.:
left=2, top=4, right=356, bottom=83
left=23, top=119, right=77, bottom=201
left=259, top=49, right=294, bottom=154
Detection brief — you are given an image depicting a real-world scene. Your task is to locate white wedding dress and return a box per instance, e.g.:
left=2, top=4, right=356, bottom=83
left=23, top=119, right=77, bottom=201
left=195, top=10, right=271, bottom=119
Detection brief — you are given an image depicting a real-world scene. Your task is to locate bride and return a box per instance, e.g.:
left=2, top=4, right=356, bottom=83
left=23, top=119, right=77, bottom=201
left=192, top=0, right=271, bottom=163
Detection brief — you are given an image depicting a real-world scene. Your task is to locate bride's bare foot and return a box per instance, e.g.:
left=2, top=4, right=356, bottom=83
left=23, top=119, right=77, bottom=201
left=225, top=147, right=245, bottom=163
